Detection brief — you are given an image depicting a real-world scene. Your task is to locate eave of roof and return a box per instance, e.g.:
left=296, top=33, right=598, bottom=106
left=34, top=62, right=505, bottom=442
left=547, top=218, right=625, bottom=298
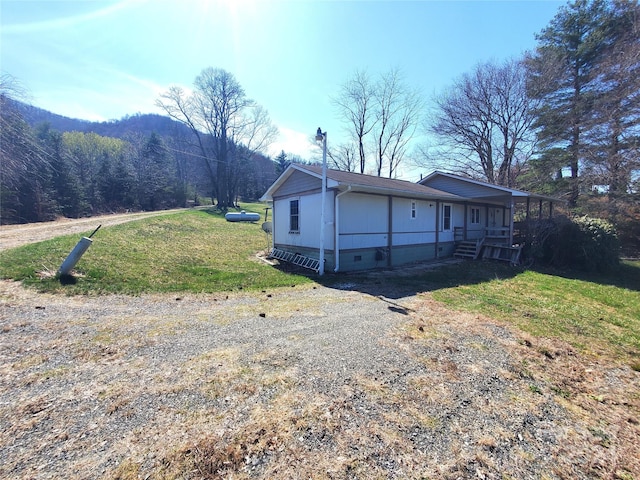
left=420, top=170, right=564, bottom=203
left=260, top=164, right=465, bottom=202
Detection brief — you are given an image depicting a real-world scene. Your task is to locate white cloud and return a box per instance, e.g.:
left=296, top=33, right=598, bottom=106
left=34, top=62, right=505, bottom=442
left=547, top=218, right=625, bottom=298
left=268, top=126, right=319, bottom=160
left=3, top=0, right=143, bottom=34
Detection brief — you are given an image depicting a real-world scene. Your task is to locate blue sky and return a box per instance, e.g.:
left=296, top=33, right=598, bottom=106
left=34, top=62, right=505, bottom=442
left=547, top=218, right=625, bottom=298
left=1, top=0, right=564, bottom=180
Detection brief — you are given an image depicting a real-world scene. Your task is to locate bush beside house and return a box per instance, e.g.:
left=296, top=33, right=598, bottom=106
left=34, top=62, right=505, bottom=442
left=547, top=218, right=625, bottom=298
left=527, top=215, right=620, bottom=272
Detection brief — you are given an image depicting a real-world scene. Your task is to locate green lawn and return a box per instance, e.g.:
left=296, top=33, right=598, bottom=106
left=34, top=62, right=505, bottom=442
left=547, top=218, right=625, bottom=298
left=2, top=208, right=638, bottom=368
left=428, top=261, right=640, bottom=366
left=0, top=204, right=313, bottom=295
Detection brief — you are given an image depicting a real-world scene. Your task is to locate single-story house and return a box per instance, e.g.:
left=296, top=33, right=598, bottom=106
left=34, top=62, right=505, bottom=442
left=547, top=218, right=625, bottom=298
left=260, top=164, right=560, bottom=273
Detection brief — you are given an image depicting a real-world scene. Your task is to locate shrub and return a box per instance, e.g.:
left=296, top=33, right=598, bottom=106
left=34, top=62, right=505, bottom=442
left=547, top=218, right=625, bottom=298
left=526, top=215, right=620, bottom=272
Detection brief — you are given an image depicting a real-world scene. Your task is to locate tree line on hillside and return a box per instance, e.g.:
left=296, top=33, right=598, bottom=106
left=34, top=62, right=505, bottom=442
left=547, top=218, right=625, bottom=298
left=0, top=77, right=278, bottom=224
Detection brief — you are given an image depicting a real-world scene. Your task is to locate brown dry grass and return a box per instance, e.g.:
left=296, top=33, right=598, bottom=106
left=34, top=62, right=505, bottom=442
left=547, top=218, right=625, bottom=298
left=115, top=298, right=638, bottom=479
left=406, top=296, right=640, bottom=479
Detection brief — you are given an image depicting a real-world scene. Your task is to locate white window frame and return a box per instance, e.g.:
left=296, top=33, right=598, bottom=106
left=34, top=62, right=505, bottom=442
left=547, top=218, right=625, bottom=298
left=410, top=200, right=417, bottom=220
left=442, top=204, right=452, bottom=231
left=289, top=199, right=300, bottom=233
left=470, top=207, right=480, bottom=225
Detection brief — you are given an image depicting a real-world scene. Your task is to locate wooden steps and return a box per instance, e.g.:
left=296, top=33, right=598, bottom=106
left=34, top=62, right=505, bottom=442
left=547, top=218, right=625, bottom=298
left=454, top=239, right=483, bottom=260
left=481, top=244, right=522, bottom=265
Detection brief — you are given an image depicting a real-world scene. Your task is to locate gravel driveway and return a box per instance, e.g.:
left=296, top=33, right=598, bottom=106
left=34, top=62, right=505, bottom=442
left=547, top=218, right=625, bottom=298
left=2, top=274, right=638, bottom=479
left=0, top=209, right=191, bottom=251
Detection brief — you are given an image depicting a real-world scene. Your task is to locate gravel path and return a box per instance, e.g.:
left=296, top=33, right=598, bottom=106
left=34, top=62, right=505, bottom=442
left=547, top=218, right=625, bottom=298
left=1, top=277, right=638, bottom=479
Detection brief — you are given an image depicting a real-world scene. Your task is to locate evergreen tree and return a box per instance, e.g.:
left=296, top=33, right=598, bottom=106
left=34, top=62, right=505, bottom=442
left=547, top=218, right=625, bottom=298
left=274, top=150, right=290, bottom=175
left=135, top=132, right=174, bottom=210
left=584, top=0, right=640, bottom=204
left=36, top=124, right=83, bottom=217
left=526, top=0, right=612, bottom=207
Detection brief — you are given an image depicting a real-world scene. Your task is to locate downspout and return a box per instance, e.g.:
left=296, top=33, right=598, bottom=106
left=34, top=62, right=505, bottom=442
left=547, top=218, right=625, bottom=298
left=269, top=202, right=275, bottom=251
left=333, top=186, right=351, bottom=273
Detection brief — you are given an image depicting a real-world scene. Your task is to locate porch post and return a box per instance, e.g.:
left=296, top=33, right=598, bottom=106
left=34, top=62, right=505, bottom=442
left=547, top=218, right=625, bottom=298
left=435, top=200, right=440, bottom=259
left=463, top=203, right=468, bottom=241
left=538, top=199, right=543, bottom=220
left=387, top=196, right=393, bottom=267
left=509, top=198, right=515, bottom=246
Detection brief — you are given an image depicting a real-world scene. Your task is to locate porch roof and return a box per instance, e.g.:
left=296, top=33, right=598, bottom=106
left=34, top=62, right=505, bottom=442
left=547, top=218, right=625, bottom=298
left=419, top=171, right=564, bottom=204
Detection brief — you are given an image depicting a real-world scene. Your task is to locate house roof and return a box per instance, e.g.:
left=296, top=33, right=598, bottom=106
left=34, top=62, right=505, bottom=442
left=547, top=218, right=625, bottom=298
left=260, top=164, right=563, bottom=205
left=260, top=164, right=465, bottom=202
left=419, top=171, right=563, bottom=204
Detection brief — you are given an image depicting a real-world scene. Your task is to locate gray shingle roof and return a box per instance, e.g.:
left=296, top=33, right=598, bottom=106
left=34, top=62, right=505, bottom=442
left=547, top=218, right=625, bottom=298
left=298, top=164, right=463, bottom=200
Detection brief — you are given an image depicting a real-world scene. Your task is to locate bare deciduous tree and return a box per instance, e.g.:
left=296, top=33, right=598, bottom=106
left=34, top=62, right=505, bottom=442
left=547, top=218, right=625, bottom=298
left=328, top=142, right=358, bottom=172
left=157, top=67, right=277, bottom=209
left=332, top=70, right=376, bottom=174
left=0, top=74, right=33, bottom=192
left=333, top=68, right=423, bottom=177
left=373, top=68, right=423, bottom=178
left=1, top=74, right=56, bottom=223
left=424, top=59, right=537, bottom=187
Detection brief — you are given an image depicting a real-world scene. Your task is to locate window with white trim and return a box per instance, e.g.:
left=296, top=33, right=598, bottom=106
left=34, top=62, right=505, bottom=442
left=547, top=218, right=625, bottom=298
left=470, top=207, right=480, bottom=225
left=410, top=200, right=417, bottom=219
left=289, top=199, right=299, bottom=233
left=442, top=204, right=452, bottom=231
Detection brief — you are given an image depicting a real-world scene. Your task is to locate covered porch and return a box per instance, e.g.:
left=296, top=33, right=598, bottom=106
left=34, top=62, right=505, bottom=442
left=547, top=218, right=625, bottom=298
left=453, top=192, right=562, bottom=265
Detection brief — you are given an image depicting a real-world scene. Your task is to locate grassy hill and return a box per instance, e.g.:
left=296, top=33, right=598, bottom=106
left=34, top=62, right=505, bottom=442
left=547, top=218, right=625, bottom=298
left=0, top=204, right=312, bottom=295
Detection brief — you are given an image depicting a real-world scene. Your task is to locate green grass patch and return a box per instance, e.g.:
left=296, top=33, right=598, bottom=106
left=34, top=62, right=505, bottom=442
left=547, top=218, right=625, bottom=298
left=428, top=261, right=640, bottom=361
left=2, top=207, right=639, bottom=366
left=0, top=204, right=312, bottom=295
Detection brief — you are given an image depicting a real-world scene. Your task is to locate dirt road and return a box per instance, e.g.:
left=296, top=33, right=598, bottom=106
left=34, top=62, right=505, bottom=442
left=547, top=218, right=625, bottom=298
left=0, top=209, right=190, bottom=250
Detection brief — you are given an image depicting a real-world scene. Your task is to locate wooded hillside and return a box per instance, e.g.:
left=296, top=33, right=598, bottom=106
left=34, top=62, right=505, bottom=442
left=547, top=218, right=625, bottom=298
left=0, top=95, right=278, bottom=224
